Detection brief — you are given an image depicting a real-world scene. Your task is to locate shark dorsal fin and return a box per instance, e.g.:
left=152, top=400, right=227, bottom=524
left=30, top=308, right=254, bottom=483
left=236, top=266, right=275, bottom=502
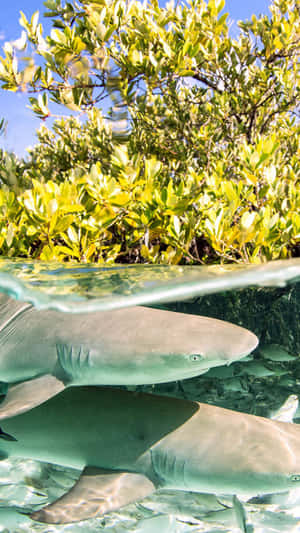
left=30, top=467, right=156, bottom=524
left=0, top=375, right=65, bottom=420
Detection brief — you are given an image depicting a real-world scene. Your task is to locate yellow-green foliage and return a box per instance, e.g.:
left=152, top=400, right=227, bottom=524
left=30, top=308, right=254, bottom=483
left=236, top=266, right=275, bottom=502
left=0, top=0, right=299, bottom=264
left=0, top=137, right=299, bottom=263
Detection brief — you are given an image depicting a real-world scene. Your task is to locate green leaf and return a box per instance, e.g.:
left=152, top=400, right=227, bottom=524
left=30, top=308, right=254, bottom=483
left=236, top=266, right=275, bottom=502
left=173, top=215, right=180, bottom=236
left=6, top=223, right=14, bottom=247
left=241, top=212, right=256, bottom=231
left=67, top=225, right=78, bottom=243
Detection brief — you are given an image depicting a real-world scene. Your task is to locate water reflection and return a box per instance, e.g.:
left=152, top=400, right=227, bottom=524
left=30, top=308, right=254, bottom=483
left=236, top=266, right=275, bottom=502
left=0, top=258, right=298, bottom=312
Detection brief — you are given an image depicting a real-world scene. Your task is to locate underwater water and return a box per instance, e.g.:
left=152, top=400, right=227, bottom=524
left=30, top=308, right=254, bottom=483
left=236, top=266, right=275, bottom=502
left=0, top=258, right=299, bottom=533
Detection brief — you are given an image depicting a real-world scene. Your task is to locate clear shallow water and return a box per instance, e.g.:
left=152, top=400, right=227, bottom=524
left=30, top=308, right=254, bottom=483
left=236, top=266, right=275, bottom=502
left=0, top=258, right=299, bottom=532
left=0, top=257, right=299, bottom=312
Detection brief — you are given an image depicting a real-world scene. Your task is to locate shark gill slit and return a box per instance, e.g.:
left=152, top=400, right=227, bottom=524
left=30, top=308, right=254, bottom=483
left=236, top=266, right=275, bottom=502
left=56, top=343, right=92, bottom=381
left=150, top=449, right=187, bottom=487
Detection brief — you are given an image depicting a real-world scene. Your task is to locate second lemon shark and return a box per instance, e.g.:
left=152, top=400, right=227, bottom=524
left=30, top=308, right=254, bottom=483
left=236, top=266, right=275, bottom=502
left=0, top=386, right=299, bottom=524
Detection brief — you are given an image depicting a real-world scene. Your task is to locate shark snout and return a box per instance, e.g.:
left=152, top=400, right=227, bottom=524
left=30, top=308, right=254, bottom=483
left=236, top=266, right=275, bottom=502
left=205, top=325, right=259, bottom=368
left=227, top=329, right=259, bottom=363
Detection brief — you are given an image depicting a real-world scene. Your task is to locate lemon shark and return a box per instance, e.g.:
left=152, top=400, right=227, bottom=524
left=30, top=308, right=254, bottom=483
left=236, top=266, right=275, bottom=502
left=0, top=294, right=258, bottom=417
left=0, top=387, right=299, bottom=525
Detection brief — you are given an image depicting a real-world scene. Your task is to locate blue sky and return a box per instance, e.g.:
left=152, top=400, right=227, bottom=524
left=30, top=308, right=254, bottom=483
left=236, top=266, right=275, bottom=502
left=0, top=0, right=272, bottom=157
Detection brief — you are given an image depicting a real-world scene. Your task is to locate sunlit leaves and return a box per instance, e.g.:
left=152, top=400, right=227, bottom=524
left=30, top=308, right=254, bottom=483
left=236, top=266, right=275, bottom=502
left=28, top=93, right=50, bottom=118
left=0, top=0, right=299, bottom=263
left=1, top=128, right=298, bottom=263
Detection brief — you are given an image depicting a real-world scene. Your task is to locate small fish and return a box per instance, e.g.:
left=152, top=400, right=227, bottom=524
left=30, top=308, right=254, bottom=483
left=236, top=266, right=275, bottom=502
left=0, top=295, right=258, bottom=417
left=134, top=514, right=177, bottom=533
left=271, top=394, right=299, bottom=423
left=240, top=361, right=275, bottom=378
left=259, top=344, right=297, bottom=362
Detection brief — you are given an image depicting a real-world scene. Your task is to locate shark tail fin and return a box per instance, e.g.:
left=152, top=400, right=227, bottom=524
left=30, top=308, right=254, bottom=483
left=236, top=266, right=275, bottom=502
left=30, top=467, right=156, bottom=524
left=0, top=375, right=65, bottom=420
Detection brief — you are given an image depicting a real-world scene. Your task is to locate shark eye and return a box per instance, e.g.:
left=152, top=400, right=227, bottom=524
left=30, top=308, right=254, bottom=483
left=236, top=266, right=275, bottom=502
left=190, top=354, right=203, bottom=362
left=290, top=474, right=300, bottom=482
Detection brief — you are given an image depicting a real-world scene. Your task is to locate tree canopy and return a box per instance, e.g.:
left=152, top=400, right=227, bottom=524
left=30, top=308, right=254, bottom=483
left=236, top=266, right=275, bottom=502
left=0, top=0, right=299, bottom=263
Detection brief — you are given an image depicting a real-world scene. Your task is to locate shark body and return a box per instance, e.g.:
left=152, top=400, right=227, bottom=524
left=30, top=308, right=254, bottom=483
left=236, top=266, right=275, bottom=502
left=0, top=387, right=299, bottom=524
left=0, top=294, right=258, bottom=416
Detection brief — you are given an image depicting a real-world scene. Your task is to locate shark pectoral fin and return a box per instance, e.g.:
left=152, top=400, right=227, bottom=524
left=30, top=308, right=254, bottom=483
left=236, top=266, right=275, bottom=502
left=0, top=375, right=65, bottom=420
left=30, top=466, right=156, bottom=524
